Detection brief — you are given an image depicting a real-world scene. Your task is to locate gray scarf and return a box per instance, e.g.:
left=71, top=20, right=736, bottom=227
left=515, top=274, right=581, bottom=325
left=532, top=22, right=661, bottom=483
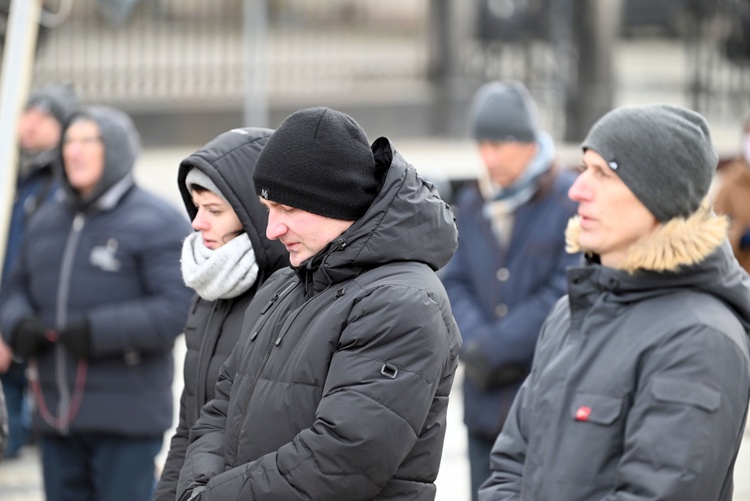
left=181, top=232, right=259, bottom=301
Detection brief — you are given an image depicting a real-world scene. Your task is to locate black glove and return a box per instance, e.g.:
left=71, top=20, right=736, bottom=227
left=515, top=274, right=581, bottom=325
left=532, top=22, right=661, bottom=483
left=461, top=341, right=529, bottom=391
left=59, top=318, right=91, bottom=359
left=12, top=317, right=56, bottom=359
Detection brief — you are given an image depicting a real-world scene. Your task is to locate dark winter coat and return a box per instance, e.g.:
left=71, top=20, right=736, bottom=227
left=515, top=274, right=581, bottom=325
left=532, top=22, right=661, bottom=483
left=153, top=127, right=290, bottom=501
left=441, top=165, right=579, bottom=439
left=480, top=207, right=750, bottom=500
left=176, top=137, right=462, bottom=501
left=0, top=106, right=193, bottom=437
left=1, top=149, right=59, bottom=283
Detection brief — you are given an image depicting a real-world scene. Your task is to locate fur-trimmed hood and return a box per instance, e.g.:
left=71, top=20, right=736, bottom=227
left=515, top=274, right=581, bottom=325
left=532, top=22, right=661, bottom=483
left=565, top=202, right=727, bottom=274
left=565, top=203, right=750, bottom=331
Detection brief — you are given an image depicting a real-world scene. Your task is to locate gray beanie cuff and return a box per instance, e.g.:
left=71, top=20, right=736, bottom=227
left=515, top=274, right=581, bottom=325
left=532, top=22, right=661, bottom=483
left=185, top=168, right=228, bottom=203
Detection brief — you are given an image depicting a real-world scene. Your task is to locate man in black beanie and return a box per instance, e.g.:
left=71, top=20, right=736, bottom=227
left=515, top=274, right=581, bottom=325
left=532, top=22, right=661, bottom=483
left=0, top=82, right=78, bottom=460
left=480, top=104, right=750, bottom=501
left=177, top=107, right=462, bottom=501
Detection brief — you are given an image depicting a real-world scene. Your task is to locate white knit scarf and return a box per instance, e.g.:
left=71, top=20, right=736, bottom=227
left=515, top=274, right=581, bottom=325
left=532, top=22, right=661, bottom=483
left=181, top=232, right=259, bottom=301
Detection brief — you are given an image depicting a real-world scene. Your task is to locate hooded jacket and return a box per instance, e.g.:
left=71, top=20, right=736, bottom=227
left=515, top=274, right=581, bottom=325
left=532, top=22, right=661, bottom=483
left=154, top=128, right=290, bottom=501
left=480, top=207, right=750, bottom=501
left=175, top=137, right=462, bottom=501
left=0, top=106, right=193, bottom=437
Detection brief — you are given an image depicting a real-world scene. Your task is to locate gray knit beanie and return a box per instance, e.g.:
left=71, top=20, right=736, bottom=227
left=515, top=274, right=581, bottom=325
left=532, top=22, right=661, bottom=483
left=26, top=82, right=78, bottom=126
left=253, top=107, right=380, bottom=220
left=468, top=80, right=539, bottom=143
left=582, top=104, right=718, bottom=222
left=185, top=168, right=228, bottom=203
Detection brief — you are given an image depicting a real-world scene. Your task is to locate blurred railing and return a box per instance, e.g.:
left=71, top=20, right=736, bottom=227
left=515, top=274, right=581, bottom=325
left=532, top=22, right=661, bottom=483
left=24, top=0, right=750, bottom=141
left=32, top=0, right=431, bottom=111
left=687, top=0, right=750, bottom=121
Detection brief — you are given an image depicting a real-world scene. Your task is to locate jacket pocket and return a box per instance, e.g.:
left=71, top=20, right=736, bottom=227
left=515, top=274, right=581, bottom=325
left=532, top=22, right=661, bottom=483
left=569, top=392, right=622, bottom=425
left=557, top=392, right=625, bottom=484
left=650, top=377, right=720, bottom=412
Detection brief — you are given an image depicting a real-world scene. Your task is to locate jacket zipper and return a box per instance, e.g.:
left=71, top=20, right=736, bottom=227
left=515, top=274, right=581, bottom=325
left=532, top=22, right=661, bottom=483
left=194, top=301, right=219, bottom=418
left=232, top=280, right=297, bottom=465
left=54, top=212, right=86, bottom=434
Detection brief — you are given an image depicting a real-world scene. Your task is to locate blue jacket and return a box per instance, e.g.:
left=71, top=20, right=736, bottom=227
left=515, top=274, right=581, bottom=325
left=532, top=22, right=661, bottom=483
left=1, top=150, right=59, bottom=285
left=0, top=106, right=193, bottom=437
left=441, top=166, right=579, bottom=439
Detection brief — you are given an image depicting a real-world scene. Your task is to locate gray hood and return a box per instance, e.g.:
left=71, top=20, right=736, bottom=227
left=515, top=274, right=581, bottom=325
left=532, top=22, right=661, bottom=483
left=177, top=127, right=290, bottom=278
left=61, top=105, right=141, bottom=208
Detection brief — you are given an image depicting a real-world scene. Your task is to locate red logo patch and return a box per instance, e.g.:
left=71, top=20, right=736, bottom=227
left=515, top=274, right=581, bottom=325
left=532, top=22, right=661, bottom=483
left=575, top=406, right=592, bottom=421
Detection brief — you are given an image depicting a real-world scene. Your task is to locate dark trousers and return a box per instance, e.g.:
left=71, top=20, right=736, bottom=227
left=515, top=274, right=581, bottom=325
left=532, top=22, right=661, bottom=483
left=468, top=431, right=495, bottom=501
left=40, top=432, right=162, bottom=501
left=1, top=361, right=30, bottom=458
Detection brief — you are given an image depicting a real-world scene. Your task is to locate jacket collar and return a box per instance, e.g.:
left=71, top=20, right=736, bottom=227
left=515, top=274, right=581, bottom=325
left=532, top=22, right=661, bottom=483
left=565, top=202, right=728, bottom=274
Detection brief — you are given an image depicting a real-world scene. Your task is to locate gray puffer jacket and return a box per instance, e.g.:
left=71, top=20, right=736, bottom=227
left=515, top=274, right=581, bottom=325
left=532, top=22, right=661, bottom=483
left=176, top=137, right=462, bottom=501
left=480, top=207, right=750, bottom=501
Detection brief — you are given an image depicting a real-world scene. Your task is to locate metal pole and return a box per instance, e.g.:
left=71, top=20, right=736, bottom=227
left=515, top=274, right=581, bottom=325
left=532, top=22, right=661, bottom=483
left=0, top=0, right=41, bottom=281
left=243, top=0, right=268, bottom=128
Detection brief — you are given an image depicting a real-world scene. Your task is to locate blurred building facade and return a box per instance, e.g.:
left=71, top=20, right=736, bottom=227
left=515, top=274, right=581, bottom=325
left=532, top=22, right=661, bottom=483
left=12, top=0, right=750, bottom=146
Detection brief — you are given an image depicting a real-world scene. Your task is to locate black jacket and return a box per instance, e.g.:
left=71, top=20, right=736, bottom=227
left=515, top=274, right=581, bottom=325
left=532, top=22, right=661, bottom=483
left=154, top=128, right=289, bottom=501
left=176, top=137, right=462, bottom=500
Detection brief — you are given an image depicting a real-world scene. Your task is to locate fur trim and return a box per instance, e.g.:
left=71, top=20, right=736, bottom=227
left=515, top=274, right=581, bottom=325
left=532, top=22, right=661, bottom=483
left=565, top=201, right=728, bottom=274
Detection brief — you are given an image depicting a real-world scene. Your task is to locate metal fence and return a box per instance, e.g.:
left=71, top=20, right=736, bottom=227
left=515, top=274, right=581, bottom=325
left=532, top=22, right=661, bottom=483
left=687, top=0, right=750, bottom=121
left=24, top=0, right=750, bottom=140
left=32, top=0, right=431, bottom=111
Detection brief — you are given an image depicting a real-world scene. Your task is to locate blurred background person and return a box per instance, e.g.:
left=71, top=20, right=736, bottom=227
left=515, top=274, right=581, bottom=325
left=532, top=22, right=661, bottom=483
left=714, top=113, right=750, bottom=274
left=480, top=104, right=750, bottom=501
left=0, top=82, right=78, bottom=460
left=153, top=127, right=289, bottom=501
left=440, top=80, right=580, bottom=501
left=0, top=105, right=192, bottom=501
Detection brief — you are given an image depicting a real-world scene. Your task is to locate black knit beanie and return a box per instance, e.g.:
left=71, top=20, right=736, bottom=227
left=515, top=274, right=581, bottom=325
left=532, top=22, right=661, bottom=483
left=582, top=104, right=718, bottom=222
left=253, top=107, right=379, bottom=220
